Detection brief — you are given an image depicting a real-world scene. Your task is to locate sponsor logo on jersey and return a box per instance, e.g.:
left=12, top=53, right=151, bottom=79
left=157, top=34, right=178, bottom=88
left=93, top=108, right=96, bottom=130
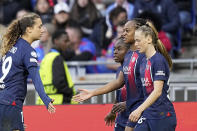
left=31, top=51, right=37, bottom=58
left=123, top=66, right=131, bottom=74
left=155, top=70, right=165, bottom=76
left=141, top=78, right=152, bottom=87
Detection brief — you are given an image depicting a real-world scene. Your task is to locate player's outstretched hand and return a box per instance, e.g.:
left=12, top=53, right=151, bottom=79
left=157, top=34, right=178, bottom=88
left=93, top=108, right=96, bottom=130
left=104, top=112, right=116, bottom=126
left=111, top=102, right=126, bottom=113
left=48, top=99, right=56, bottom=113
left=72, top=89, right=93, bottom=103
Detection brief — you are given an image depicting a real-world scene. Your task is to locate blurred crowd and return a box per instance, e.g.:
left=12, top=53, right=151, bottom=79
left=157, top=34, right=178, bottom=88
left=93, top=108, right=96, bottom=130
left=0, top=0, right=196, bottom=73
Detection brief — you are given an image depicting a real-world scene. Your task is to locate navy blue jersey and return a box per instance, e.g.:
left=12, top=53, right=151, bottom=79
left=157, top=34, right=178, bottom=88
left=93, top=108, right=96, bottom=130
left=140, top=52, right=176, bottom=119
left=122, top=50, right=144, bottom=109
left=115, top=67, right=129, bottom=127
left=116, top=67, right=126, bottom=102
left=0, top=38, right=51, bottom=109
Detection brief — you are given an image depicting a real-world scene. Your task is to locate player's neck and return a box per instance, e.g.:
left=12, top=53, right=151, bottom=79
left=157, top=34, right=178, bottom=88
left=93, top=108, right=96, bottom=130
left=21, top=35, right=33, bottom=44
left=145, top=45, right=156, bottom=59
left=130, top=44, right=137, bottom=51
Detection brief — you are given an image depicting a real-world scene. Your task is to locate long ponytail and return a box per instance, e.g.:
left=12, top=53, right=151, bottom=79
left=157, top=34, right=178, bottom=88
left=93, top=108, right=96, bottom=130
left=138, top=21, right=173, bottom=70
left=157, top=39, right=173, bottom=70
left=0, top=13, right=40, bottom=57
left=147, top=21, right=172, bottom=70
left=1, top=19, right=22, bottom=56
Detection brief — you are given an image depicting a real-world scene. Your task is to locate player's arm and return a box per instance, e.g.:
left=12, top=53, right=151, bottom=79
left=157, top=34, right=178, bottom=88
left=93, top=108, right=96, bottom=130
left=104, top=100, right=126, bottom=126
left=129, top=59, right=167, bottom=122
left=28, top=66, right=56, bottom=113
left=129, top=81, right=163, bottom=122
left=72, top=71, right=124, bottom=102
left=112, top=101, right=126, bottom=113
left=104, top=100, right=117, bottom=126
left=24, top=49, right=55, bottom=113
left=104, top=111, right=116, bottom=126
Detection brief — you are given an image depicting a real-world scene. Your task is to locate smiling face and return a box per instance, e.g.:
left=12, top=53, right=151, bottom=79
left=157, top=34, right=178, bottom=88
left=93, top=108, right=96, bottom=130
left=122, top=21, right=136, bottom=44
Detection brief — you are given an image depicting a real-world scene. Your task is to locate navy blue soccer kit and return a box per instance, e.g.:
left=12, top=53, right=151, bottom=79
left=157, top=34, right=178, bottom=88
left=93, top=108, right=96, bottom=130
left=121, top=50, right=144, bottom=128
left=114, top=67, right=129, bottom=131
left=0, top=38, right=51, bottom=130
left=134, top=52, right=177, bottom=131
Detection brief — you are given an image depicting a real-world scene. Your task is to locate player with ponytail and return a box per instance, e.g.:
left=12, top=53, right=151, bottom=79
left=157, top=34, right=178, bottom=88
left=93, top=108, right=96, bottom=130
left=129, top=21, right=176, bottom=131
left=0, top=13, right=55, bottom=131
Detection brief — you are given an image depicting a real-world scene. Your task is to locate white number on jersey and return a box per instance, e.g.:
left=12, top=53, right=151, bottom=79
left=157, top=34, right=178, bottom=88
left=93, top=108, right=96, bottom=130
left=0, top=56, right=12, bottom=83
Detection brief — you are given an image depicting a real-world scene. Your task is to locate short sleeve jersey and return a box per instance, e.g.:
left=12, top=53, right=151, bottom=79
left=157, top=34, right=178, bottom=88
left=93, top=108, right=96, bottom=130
left=122, top=50, right=144, bottom=109
left=140, top=52, right=176, bottom=119
left=0, top=38, right=38, bottom=109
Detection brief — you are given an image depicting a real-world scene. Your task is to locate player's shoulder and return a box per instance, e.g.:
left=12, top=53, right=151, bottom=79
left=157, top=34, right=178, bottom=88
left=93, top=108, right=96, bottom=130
left=134, top=51, right=145, bottom=62
left=136, top=51, right=145, bottom=58
left=17, top=38, right=36, bottom=53
left=126, top=50, right=133, bottom=56
left=150, top=52, right=168, bottom=66
left=16, top=38, right=32, bottom=48
left=152, top=52, right=165, bottom=61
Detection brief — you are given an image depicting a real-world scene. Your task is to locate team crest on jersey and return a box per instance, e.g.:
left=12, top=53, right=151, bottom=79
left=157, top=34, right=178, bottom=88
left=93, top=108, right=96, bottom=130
left=9, top=47, right=17, bottom=54
left=131, top=57, right=136, bottom=62
left=146, top=64, right=150, bottom=70
left=31, top=51, right=37, bottom=58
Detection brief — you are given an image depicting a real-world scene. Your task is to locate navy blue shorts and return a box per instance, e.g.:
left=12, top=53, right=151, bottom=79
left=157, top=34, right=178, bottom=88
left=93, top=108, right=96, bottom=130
left=134, top=116, right=177, bottom=131
left=127, top=120, right=137, bottom=128
left=125, top=104, right=138, bottom=128
left=114, top=123, right=125, bottom=131
left=0, top=104, right=24, bottom=131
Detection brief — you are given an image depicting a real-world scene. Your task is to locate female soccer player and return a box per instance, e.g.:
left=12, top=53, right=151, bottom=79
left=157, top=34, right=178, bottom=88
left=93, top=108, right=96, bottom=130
left=104, top=38, right=130, bottom=131
left=130, top=22, right=177, bottom=131
left=73, top=18, right=146, bottom=131
left=0, top=13, right=55, bottom=131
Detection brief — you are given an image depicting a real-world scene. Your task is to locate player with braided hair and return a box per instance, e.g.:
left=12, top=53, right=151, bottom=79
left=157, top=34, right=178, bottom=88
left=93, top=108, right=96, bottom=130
left=73, top=18, right=147, bottom=131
